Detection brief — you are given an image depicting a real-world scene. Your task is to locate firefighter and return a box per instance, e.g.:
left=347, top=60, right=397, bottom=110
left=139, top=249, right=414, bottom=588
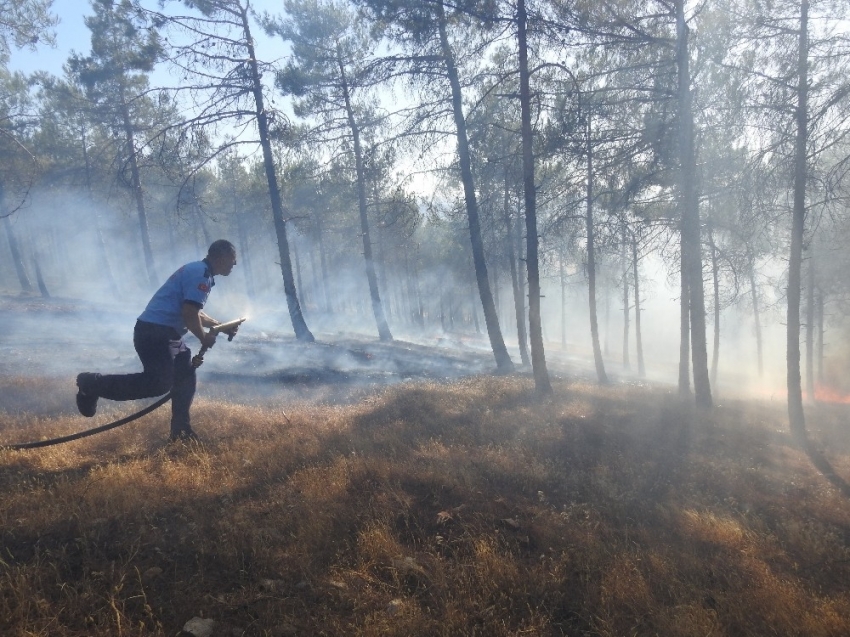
left=75, top=239, right=239, bottom=442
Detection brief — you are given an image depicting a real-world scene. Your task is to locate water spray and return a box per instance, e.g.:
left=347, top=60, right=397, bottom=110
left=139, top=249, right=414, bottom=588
left=2, top=317, right=248, bottom=451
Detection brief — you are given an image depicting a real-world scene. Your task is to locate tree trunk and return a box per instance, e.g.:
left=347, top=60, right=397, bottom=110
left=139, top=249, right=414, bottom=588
left=340, top=57, right=393, bottom=340
left=293, top=236, right=305, bottom=306
left=28, top=230, right=50, bottom=299
left=119, top=84, right=157, bottom=288
left=470, top=274, right=481, bottom=333
left=805, top=256, right=815, bottom=402
left=308, top=234, right=322, bottom=310
left=437, top=0, right=513, bottom=372
left=241, top=5, right=313, bottom=342
left=315, top=212, right=332, bottom=313
left=504, top=170, right=530, bottom=365
left=80, top=120, right=120, bottom=297
left=235, top=210, right=257, bottom=300
left=412, top=244, right=424, bottom=327
left=2, top=213, right=33, bottom=293
left=440, top=288, right=447, bottom=332
left=621, top=222, right=630, bottom=371
left=676, top=0, right=711, bottom=408
left=787, top=0, right=808, bottom=442
left=193, top=193, right=212, bottom=248
left=679, top=258, right=690, bottom=395
left=516, top=0, right=550, bottom=392
left=604, top=271, right=611, bottom=356
left=559, top=249, right=566, bottom=350
left=585, top=118, right=608, bottom=383
left=816, top=286, right=824, bottom=385
left=632, top=234, right=645, bottom=377
left=709, top=223, right=720, bottom=388
left=747, top=248, right=763, bottom=377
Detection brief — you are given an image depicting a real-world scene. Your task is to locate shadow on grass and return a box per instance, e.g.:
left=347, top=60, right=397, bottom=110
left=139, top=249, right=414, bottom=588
left=2, top=375, right=850, bottom=636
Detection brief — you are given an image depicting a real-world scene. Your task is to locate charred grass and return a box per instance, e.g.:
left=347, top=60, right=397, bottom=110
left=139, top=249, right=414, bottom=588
left=1, top=374, right=850, bottom=636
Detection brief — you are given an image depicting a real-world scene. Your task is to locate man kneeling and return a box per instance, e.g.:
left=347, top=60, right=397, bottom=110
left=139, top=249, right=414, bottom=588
left=75, top=240, right=239, bottom=442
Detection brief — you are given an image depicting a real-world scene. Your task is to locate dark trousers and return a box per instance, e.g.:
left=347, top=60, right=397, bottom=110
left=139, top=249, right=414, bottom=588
left=96, top=320, right=197, bottom=433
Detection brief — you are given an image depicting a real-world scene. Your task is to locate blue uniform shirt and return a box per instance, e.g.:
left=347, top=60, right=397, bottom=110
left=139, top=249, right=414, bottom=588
left=138, top=259, right=215, bottom=334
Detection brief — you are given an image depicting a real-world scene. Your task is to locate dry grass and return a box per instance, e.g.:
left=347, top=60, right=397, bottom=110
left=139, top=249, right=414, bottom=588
left=2, top=374, right=850, bottom=636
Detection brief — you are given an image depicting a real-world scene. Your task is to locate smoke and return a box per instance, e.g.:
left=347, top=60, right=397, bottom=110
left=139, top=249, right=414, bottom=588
left=1, top=181, right=848, bottom=412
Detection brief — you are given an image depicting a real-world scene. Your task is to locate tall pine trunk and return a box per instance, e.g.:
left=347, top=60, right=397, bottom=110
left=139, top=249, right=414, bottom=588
left=709, top=223, right=720, bottom=388
left=504, top=172, right=530, bottom=365
left=585, top=117, right=608, bottom=383
left=747, top=248, right=764, bottom=377
left=241, top=4, right=313, bottom=342
left=517, top=0, right=551, bottom=392
left=676, top=0, right=712, bottom=408
left=315, top=212, right=332, bottom=313
left=27, top=228, right=50, bottom=299
left=787, top=0, right=808, bottom=442
left=621, top=222, right=630, bottom=370
left=632, top=234, right=645, bottom=377
left=80, top=120, right=120, bottom=297
left=559, top=250, right=566, bottom=351
left=816, top=286, right=824, bottom=385
left=437, top=0, right=513, bottom=372
left=338, top=51, right=392, bottom=341
left=235, top=210, right=257, bottom=301
left=805, top=257, right=816, bottom=401
left=119, top=86, right=157, bottom=288
left=679, top=258, right=690, bottom=394
left=2, top=213, right=33, bottom=293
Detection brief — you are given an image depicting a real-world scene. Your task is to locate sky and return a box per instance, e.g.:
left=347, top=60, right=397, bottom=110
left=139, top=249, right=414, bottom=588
left=7, top=0, right=289, bottom=78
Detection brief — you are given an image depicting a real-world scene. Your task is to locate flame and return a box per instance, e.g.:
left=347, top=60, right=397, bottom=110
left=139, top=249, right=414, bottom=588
left=723, top=384, right=850, bottom=405
left=813, top=385, right=850, bottom=404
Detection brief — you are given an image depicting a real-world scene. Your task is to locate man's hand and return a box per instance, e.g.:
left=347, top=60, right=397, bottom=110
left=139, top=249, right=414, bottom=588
left=201, top=331, right=218, bottom=349
left=221, top=323, right=239, bottom=340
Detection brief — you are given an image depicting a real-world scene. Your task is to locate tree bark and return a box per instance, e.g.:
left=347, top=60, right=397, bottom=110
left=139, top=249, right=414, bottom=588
left=676, top=0, right=711, bottom=408
left=119, top=84, right=157, bottom=288
left=293, top=237, right=305, bottom=306
left=517, top=0, right=551, bottom=392
left=709, top=222, right=720, bottom=388
left=241, top=4, right=313, bottom=342
left=816, top=286, right=824, bottom=385
left=621, top=222, right=630, bottom=370
left=340, top=57, right=393, bottom=340
left=585, top=118, right=608, bottom=383
left=504, top=171, right=530, bottom=365
left=404, top=244, right=422, bottom=327
left=437, top=0, right=513, bottom=372
left=805, top=256, right=816, bottom=401
left=559, top=249, right=566, bottom=350
left=315, top=211, right=332, bottom=313
left=747, top=247, right=763, bottom=377
left=80, top=120, right=120, bottom=297
left=632, top=234, right=645, bottom=377
left=679, top=256, right=690, bottom=395
left=2, top=213, right=33, bottom=293
left=28, top=230, right=50, bottom=299
left=787, top=0, right=808, bottom=442
left=235, top=210, right=257, bottom=301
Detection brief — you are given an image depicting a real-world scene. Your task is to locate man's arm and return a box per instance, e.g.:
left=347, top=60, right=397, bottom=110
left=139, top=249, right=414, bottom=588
left=199, top=311, right=219, bottom=328
left=183, top=303, right=217, bottom=348
left=200, top=310, right=240, bottom=338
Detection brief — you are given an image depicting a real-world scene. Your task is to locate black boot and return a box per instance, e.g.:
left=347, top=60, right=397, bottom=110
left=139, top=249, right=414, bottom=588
left=169, top=427, right=200, bottom=443
left=75, top=372, right=101, bottom=417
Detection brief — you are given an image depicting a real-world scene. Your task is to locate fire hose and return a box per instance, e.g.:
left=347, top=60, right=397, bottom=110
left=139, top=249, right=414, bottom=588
left=1, top=318, right=247, bottom=452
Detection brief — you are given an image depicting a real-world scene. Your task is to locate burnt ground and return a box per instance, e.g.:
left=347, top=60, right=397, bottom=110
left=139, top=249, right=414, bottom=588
left=1, top=293, right=584, bottom=416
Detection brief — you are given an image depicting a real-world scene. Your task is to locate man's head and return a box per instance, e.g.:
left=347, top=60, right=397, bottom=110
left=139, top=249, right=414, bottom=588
left=207, top=239, right=237, bottom=276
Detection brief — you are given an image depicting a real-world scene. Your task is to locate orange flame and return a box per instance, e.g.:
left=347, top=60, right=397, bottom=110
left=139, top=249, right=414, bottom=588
left=814, top=385, right=850, bottom=405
